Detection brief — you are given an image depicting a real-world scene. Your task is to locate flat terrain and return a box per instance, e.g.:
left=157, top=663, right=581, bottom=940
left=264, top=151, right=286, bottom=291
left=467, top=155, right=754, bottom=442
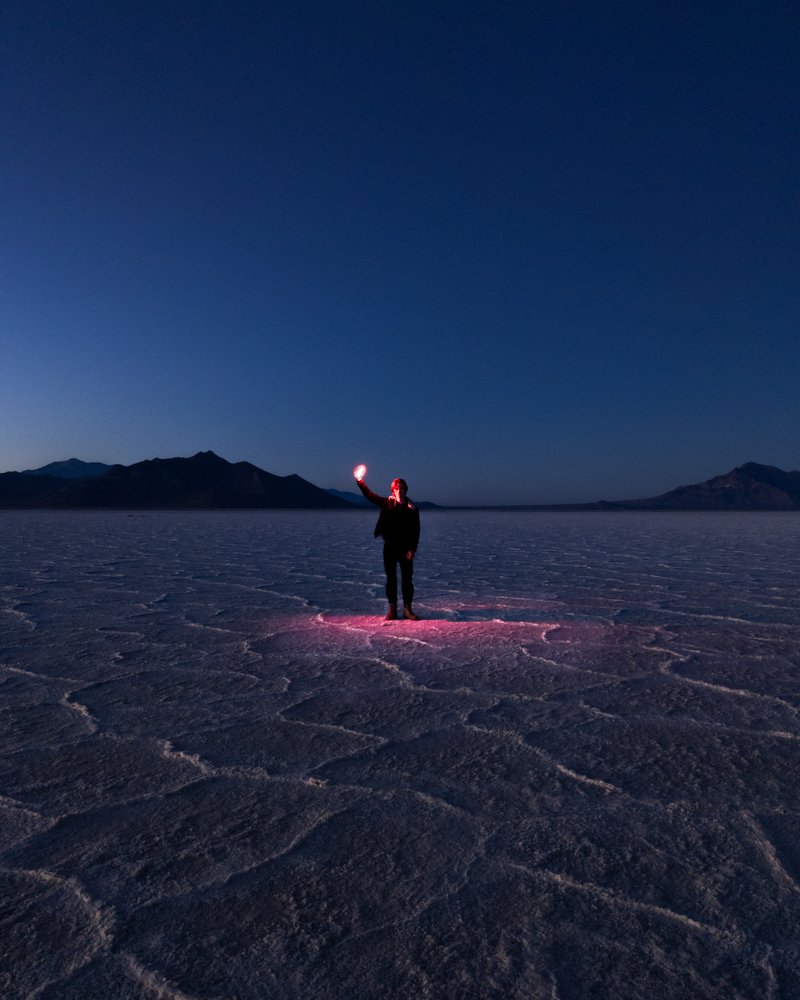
left=1, top=511, right=799, bottom=999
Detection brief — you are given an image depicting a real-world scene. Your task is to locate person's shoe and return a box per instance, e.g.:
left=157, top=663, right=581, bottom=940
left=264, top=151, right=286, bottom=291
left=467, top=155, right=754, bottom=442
left=403, top=605, right=419, bottom=621
left=384, top=603, right=398, bottom=621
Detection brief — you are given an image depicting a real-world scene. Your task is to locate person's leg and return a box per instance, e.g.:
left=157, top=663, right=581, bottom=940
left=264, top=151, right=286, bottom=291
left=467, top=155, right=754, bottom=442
left=383, top=545, right=398, bottom=617
left=399, top=556, right=414, bottom=607
left=400, top=556, right=418, bottom=619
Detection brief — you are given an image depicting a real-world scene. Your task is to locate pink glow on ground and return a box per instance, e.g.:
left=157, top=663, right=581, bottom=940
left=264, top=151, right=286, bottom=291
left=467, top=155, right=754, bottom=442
left=254, top=602, right=655, bottom=653
left=302, top=612, right=659, bottom=653
left=312, top=612, right=618, bottom=645
left=419, top=593, right=568, bottom=620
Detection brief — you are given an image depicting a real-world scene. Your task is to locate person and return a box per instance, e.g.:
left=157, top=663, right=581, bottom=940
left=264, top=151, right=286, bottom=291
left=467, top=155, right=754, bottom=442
left=355, top=470, right=421, bottom=621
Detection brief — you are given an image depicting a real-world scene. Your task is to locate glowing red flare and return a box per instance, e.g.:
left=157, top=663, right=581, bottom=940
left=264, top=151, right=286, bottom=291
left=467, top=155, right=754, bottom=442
left=353, top=464, right=367, bottom=480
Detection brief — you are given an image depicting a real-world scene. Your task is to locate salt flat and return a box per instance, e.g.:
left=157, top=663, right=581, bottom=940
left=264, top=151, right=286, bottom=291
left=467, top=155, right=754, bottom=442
left=1, top=510, right=799, bottom=999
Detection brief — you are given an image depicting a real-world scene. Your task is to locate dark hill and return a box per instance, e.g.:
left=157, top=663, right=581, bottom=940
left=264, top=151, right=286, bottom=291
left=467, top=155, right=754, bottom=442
left=1, top=452, right=356, bottom=510
left=0, top=472, right=67, bottom=506
left=616, top=463, right=800, bottom=510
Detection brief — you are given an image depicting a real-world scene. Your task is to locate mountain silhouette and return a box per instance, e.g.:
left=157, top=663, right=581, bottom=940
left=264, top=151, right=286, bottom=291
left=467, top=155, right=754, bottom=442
left=614, top=462, right=800, bottom=510
left=22, top=458, right=111, bottom=479
left=2, top=456, right=798, bottom=510
left=0, top=452, right=356, bottom=509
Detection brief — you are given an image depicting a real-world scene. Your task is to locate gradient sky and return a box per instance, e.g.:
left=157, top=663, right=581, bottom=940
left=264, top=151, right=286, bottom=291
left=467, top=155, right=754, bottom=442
left=2, top=1, right=798, bottom=505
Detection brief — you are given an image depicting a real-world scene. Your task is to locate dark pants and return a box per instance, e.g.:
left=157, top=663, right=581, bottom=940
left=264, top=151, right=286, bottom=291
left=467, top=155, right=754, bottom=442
left=383, top=544, right=414, bottom=605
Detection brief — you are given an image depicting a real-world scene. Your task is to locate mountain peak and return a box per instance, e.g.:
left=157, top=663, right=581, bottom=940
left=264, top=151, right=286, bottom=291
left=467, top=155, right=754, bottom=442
left=22, top=458, right=111, bottom=480
left=623, top=462, right=800, bottom=510
left=735, top=461, right=784, bottom=476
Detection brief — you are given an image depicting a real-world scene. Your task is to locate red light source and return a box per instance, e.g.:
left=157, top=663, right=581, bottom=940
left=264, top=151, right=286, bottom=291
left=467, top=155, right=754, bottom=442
left=353, top=464, right=367, bottom=480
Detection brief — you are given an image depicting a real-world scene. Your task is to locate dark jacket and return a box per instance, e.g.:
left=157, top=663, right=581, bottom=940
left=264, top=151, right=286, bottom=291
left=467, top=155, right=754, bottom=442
left=357, top=481, right=420, bottom=551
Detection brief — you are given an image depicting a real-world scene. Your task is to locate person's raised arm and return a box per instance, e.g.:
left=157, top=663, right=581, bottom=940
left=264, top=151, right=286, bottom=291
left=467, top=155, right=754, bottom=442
left=355, top=474, right=384, bottom=507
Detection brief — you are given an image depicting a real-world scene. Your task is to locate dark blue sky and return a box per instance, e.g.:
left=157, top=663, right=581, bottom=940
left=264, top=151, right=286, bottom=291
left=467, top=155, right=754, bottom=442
left=2, top=1, right=798, bottom=504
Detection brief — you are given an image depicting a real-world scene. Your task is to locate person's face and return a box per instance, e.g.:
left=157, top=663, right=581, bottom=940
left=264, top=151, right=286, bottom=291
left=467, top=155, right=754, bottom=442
left=391, top=478, right=406, bottom=501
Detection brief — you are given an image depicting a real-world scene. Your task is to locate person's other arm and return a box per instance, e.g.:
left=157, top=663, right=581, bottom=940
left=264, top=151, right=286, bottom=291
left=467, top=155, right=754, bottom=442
left=406, top=506, right=420, bottom=561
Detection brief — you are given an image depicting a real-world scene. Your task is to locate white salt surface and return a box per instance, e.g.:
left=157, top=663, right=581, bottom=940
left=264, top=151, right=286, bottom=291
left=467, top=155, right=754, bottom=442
left=1, top=510, right=799, bottom=999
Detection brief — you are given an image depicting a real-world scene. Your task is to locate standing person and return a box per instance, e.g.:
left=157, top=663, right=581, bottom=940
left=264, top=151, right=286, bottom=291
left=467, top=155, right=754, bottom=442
left=355, top=469, right=421, bottom=621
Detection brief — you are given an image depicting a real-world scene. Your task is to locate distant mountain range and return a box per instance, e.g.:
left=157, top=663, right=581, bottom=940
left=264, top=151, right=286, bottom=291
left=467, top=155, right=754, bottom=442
left=454, top=462, right=800, bottom=511
left=0, top=455, right=798, bottom=510
left=0, top=452, right=353, bottom=509
left=613, top=462, right=800, bottom=511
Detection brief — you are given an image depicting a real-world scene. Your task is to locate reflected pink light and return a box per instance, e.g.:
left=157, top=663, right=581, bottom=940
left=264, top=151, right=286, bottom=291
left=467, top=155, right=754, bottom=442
left=254, top=611, right=628, bottom=653
left=314, top=612, right=559, bottom=638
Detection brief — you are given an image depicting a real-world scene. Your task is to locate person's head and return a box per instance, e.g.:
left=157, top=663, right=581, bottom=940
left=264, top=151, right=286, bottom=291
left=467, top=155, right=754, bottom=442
left=390, top=477, right=408, bottom=501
